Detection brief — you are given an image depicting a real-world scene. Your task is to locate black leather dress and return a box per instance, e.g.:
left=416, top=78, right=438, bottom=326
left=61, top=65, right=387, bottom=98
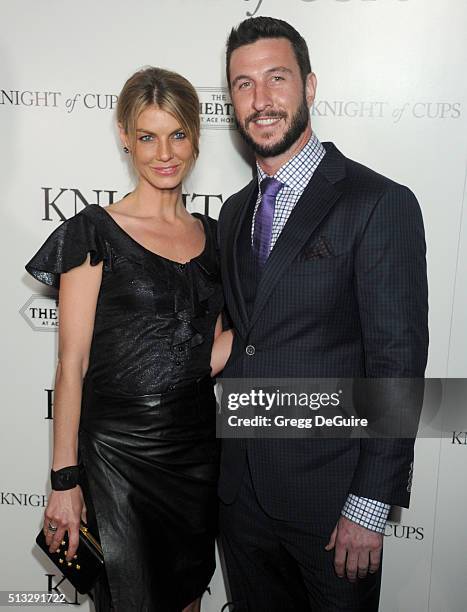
left=26, top=205, right=224, bottom=611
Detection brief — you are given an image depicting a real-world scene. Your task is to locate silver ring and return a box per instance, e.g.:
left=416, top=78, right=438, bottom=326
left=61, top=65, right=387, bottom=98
left=47, top=522, right=58, bottom=533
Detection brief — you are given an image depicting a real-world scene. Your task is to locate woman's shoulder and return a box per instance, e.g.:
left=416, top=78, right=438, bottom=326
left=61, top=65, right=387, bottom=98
left=75, top=203, right=108, bottom=225
left=43, top=204, right=106, bottom=237
left=25, top=205, right=109, bottom=289
left=193, top=212, right=218, bottom=237
left=192, top=212, right=217, bottom=224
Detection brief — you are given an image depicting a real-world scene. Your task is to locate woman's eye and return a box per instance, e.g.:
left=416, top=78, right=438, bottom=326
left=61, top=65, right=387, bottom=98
left=173, top=131, right=186, bottom=140
left=139, top=134, right=154, bottom=142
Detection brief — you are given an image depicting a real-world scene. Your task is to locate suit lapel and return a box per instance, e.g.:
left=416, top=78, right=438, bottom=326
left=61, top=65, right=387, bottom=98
left=222, top=179, right=257, bottom=336
left=248, top=143, right=346, bottom=330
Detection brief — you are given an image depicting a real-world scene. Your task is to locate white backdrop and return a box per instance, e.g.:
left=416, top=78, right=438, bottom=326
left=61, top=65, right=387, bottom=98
left=1, top=1, right=466, bottom=610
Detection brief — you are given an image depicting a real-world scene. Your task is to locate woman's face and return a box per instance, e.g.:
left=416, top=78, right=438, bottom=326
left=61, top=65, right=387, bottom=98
left=123, top=105, right=194, bottom=191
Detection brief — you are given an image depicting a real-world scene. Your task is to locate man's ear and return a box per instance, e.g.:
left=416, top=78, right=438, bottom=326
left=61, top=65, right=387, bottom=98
left=305, top=72, right=317, bottom=108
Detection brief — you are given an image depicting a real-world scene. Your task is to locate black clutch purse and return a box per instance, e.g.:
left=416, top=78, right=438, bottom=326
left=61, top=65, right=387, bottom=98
left=36, top=522, right=104, bottom=594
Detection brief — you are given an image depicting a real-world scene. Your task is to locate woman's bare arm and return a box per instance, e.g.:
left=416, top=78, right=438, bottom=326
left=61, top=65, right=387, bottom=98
left=44, top=256, right=102, bottom=560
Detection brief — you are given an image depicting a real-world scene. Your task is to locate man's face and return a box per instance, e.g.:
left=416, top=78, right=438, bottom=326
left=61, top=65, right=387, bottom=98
left=229, top=37, right=316, bottom=159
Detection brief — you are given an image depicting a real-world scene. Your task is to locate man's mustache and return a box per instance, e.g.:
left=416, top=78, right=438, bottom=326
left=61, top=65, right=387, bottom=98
left=245, top=110, right=287, bottom=128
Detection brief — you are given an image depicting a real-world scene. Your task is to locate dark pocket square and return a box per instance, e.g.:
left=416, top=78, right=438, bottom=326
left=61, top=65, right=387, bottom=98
left=302, top=236, right=334, bottom=260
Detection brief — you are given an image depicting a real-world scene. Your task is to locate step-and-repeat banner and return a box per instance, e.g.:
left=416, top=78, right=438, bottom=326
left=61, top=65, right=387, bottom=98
left=1, top=1, right=466, bottom=610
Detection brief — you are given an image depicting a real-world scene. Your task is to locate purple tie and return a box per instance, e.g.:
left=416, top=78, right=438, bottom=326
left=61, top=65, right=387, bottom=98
left=253, top=177, right=283, bottom=266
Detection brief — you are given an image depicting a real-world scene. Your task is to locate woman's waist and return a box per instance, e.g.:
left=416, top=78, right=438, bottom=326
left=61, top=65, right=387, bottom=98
left=85, top=359, right=213, bottom=396
left=80, top=374, right=216, bottom=430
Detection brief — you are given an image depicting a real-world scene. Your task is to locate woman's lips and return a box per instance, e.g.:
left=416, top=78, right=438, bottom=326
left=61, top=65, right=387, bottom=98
left=151, top=165, right=180, bottom=176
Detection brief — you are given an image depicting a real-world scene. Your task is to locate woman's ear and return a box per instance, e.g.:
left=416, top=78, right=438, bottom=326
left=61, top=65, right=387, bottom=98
left=118, top=123, right=130, bottom=152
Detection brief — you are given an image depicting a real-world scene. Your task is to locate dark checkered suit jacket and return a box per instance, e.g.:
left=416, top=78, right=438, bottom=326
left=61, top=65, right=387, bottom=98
left=217, top=142, right=428, bottom=534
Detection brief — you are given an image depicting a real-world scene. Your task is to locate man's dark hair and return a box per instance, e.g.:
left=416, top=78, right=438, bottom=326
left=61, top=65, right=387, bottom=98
left=226, top=17, right=312, bottom=88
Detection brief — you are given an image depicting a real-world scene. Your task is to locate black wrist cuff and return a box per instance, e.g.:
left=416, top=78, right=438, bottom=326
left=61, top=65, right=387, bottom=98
left=50, top=465, right=81, bottom=491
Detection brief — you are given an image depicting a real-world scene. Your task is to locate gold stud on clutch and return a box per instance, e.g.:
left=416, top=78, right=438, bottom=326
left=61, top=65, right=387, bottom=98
left=59, top=558, right=64, bottom=564
left=76, top=564, right=80, bottom=570
left=73, top=555, right=77, bottom=559
left=67, top=562, right=72, bottom=567
left=61, top=540, right=66, bottom=546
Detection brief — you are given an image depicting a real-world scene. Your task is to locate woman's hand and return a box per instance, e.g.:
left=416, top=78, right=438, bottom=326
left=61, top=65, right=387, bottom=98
left=44, top=486, right=87, bottom=561
left=211, top=316, right=234, bottom=376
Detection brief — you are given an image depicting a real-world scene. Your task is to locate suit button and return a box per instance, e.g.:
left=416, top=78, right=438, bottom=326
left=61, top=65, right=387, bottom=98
left=245, top=345, right=255, bottom=356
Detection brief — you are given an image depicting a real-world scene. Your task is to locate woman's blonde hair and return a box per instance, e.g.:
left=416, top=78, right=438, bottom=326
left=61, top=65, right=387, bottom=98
left=117, top=66, right=200, bottom=159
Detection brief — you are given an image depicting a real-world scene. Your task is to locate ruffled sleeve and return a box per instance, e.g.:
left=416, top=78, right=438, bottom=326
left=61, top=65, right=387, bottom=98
left=25, top=211, right=107, bottom=289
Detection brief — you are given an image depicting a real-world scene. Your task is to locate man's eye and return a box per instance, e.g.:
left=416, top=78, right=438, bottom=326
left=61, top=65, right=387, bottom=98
left=271, top=75, right=285, bottom=82
left=238, top=81, right=251, bottom=90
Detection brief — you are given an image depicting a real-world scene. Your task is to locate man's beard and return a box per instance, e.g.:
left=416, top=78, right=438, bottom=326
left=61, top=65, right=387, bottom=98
left=235, top=96, right=310, bottom=158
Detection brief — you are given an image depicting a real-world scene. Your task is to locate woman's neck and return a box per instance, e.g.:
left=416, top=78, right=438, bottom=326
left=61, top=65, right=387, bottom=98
left=123, top=180, right=188, bottom=222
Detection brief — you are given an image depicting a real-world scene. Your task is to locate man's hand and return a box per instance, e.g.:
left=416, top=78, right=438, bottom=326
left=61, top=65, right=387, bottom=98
left=325, top=515, right=383, bottom=581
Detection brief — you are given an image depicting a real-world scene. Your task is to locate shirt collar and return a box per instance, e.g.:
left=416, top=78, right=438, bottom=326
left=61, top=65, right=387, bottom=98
left=256, top=132, right=325, bottom=194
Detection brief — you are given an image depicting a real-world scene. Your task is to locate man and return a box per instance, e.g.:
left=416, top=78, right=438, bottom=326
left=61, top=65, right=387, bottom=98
left=217, top=16, right=428, bottom=612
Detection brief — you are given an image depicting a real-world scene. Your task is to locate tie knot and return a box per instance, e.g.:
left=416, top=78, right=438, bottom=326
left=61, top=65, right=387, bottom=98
left=260, top=177, right=283, bottom=198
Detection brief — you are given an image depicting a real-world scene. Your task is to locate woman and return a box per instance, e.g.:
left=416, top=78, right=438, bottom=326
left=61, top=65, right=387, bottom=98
left=26, top=67, right=232, bottom=611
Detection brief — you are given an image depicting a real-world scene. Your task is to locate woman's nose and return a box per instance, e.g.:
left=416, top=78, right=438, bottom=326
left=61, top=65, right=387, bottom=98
left=156, top=139, right=174, bottom=161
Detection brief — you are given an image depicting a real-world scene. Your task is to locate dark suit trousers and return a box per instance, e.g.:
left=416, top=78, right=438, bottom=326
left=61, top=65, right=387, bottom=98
left=219, top=459, right=382, bottom=612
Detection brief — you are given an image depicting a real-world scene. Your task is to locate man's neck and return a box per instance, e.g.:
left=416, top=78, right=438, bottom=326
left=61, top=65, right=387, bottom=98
left=256, top=124, right=312, bottom=176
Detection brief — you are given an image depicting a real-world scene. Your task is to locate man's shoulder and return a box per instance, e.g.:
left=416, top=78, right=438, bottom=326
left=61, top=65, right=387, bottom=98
left=323, top=141, right=416, bottom=203
left=226, top=177, right=257, bottom=204
left=219, top=177, right=257, bottom=222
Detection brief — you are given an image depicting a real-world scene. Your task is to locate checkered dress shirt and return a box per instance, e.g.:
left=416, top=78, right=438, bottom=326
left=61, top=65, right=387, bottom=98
left=252, top=133, right=390, bottom=533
